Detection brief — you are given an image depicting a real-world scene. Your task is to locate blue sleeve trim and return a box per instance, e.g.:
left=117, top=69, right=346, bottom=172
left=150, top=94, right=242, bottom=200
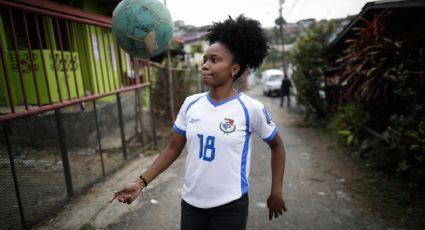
left=263, top=127, right=278, bottom=142
left=173, top=124, right=186, bottom=136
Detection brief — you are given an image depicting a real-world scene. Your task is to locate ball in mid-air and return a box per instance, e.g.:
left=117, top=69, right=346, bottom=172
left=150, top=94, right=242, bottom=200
left=112, top=0, right=173, bottom=58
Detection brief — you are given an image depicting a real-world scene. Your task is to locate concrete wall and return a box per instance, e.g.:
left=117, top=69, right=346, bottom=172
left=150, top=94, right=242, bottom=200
left=0, top=94, right=153, bottom=149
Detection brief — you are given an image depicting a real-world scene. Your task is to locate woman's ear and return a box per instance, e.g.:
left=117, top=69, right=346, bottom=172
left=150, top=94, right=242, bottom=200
left=232, top=64, right=240, bottom=78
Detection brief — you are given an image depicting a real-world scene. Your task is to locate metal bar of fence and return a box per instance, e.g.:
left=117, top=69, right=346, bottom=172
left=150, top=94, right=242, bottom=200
left=141, top=60, right=145, bottom=81
left=71, top=22, right=88, bottom=97
left=93, top=100, right=106, bottom=177
left=55, top=18, right=72, bottom=101
left=143, top=60, right=150, bottom=83
left=126, top=56, right=131, bottom=86
left=3, top=123, right=26, bottom=228
left=133, top=59, right=138, bottom=85
left=134, top=88, right=139, bottom=141
left=128, top=57, right=133, bottom=86
left=0, top=42, right=15, bottom=113
left=140, top=60, right=145, bottom=83
left=146, top=61, right=153, bottom=90
left=0, top=83, right=150, bottom=122
left=116, top=93, right=128, bottom=160
left=94, top=27, right=107, bottom=93
left=105, top=32, right=117, bottom=90
left=124, top=55, right=130, bottom=87
left=8, top=8, right=29, bottom=110
left=65, top=20, right=80, bottom=99
left=0, top=1, right=111, bottom=28
left=131, top=57, right=137, bottom=85
left=46, top=16, right=63, bottom=102
left=148, top=85, right=157, bottom=147
left=99, top=28, right=112, bottom=92
left=128, top=58, right=134, bottom=86
left=114, top=42, right=124, bottom=89
left=136, top=88, right=145, bottom=148
left=87, top=25, right=101, bottom=94
left=79, top=23, right=95, bottom=95
left=146, top=62, right=157, bottom=147
left=134, top=58, right=140, bottom=85
left=139, top=88, right=145, bottom=148
left=12, top=0, right=112, bottom=26
left=22, top=11, right=42, bottom=107
left=54, top=109, right=74, bottom=197
left=34, top=14, right=53, bottom=104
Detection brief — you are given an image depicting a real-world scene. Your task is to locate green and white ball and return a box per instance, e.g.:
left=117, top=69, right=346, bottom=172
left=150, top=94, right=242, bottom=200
left=112, top=0, right=173, bottom=58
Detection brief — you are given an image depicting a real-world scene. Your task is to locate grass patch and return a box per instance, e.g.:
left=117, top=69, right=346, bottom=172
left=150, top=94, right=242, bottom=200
left=79, top=223, right=95, bottom=230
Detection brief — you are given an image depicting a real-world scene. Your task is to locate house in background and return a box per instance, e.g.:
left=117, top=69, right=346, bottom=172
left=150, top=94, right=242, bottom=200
left=325, top=0, right=425, bottom=114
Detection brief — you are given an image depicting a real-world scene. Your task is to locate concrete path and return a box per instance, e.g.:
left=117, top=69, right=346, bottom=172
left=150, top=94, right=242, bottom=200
left=35, top=86, right=393, bottom=230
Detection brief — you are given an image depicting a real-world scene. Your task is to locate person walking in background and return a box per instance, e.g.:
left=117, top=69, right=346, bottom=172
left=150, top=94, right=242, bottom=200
left=110, top=15, right=287, bottom=230
left=280, top=74, right=292, bottom=108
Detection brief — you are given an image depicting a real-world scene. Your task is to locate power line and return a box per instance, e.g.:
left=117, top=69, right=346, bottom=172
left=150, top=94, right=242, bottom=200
left=287, top=0, right=301, bottom=16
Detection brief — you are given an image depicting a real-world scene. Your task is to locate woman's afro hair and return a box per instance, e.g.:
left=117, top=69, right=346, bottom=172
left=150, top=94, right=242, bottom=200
left=205, top=15, right=269, bottom=79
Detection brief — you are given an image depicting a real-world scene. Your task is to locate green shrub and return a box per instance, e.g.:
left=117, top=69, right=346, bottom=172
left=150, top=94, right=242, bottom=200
left=368, top=114, right=425, bottom=183
left=329, top=104, right=370, bottom=146
left=289, top=22, right=334, bottom=118
left=364, top=67, right=425, bottom=183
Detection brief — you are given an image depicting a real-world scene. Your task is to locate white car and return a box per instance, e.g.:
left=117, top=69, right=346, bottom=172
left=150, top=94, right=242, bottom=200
left=261, top=69, right=283, bottom=96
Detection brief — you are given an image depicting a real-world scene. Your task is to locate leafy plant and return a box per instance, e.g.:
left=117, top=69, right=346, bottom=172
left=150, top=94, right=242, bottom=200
left=336, top=129, right=354, bottom=146
left=289, top=22, right=334, bottom=117
left=335, top=10, right=403, bottom=104
left=364, top=67, right=425, bottom=183
left=368, top=115, right=425, bottom=182
left=329, top=104, right=370, bottom=146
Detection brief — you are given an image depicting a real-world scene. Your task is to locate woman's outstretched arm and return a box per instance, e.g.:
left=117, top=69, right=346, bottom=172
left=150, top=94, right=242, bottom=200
left=109, top=132, right=187, bottom=204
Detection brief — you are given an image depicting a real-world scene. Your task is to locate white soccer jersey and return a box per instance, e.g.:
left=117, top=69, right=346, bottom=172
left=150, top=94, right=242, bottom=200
left=173, top=91, right=277, bottom=208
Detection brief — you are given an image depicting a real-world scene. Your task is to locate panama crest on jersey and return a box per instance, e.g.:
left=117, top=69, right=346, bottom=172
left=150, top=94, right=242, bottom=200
left=219, top=118, right=236, bottom=135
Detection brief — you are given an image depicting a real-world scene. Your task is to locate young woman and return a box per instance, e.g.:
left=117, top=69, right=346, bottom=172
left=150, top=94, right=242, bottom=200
left=110, top=15, right=287, bottom=230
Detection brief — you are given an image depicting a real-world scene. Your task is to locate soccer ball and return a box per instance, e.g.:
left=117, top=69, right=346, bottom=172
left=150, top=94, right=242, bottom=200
left=112, top=0, right=174, bottom=59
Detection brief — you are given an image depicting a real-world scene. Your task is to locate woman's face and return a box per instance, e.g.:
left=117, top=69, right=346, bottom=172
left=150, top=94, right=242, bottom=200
left=201, top=42, right=240, bottom=88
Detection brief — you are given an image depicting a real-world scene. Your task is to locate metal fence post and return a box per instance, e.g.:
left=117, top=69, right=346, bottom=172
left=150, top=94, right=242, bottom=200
left=54, top=109, right=74, bottom=197
left=93, top=100, right=105, bottom=177
left=3, top=123, right=26, bottom=228
left=145, top=62, right=157, bottom=148
left=116, top=93, right=127, bottom=160
left=148, top=85, right=157, bottom=147
left=135, top=88, right=145, bottom=148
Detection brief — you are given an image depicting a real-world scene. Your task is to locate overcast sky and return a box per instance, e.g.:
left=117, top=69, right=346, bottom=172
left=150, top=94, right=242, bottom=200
left=165, top=0, right=378, bottom=28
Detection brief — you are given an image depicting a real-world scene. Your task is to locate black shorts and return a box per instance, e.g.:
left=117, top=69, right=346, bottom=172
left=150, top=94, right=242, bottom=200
left=181, top=193, right=249, bottom=230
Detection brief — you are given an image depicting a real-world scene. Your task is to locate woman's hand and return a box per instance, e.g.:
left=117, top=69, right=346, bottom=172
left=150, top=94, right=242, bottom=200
left=108, top=133, right=186, bottom=206
left=266, top=133, right=287, bottom=220
left=109, top=181, right=143, bottom=205
left=267, top=191, right=287, bottom=220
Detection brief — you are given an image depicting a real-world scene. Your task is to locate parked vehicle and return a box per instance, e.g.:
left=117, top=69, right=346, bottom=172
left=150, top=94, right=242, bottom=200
left=261, top=69, right=284, bottom=96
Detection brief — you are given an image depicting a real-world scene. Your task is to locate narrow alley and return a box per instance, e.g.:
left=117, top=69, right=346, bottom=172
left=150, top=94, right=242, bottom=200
left=36, top=85, right=391, bottom=230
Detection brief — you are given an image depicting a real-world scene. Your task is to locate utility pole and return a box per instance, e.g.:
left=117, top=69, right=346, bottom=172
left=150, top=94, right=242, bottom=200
left=278, top=0, right=287, bottom=76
